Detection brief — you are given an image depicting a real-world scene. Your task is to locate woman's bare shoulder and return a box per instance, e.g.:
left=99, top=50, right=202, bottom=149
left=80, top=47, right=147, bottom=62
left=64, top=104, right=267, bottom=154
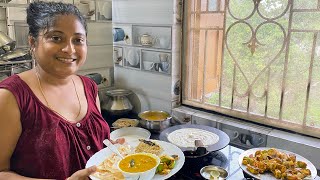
left=0, top=88, right=15, bottom=101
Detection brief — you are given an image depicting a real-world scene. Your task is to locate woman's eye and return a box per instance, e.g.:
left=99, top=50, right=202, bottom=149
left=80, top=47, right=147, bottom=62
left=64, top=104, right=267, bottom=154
left=74, top=38, right=86, bottom=44
left=50, top=36, right=61, bottom=42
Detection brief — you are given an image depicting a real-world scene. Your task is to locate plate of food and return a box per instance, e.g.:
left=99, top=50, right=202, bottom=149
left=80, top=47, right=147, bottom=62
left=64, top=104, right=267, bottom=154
left=238, top=147, right=317, bottom=180
left=86, top=139, right=185, bottom=180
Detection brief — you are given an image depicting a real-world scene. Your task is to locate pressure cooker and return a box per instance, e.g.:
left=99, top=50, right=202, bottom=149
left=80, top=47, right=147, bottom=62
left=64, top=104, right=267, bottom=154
left=101, top=89, right=133, bottom=116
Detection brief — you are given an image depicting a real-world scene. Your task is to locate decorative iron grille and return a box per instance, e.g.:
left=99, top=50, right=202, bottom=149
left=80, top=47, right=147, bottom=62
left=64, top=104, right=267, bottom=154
left=183, top=0, right=320, bottom=138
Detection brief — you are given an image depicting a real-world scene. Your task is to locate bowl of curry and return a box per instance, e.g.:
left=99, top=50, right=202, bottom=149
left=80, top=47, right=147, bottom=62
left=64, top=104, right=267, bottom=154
left=117, top=152, right=160, bottom=180
left=138, top=110, right=172, bottom=133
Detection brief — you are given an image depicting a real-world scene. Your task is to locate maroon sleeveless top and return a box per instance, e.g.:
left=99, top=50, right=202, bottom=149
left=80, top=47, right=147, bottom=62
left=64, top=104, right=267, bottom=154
left=0, top=75, right=110, bottom=179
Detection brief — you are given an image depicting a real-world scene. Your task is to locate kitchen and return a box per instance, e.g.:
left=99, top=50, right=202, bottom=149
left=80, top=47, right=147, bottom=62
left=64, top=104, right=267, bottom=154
left=1, top=0, right=320, bottom=179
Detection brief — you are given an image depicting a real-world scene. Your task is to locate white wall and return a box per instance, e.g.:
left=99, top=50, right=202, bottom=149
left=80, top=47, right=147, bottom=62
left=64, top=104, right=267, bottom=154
left=112, top=0, right=173, bottom=25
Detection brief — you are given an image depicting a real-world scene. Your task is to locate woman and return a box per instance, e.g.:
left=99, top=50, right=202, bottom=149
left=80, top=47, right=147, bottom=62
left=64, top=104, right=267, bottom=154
left=0, top=1, right=115, bottom=179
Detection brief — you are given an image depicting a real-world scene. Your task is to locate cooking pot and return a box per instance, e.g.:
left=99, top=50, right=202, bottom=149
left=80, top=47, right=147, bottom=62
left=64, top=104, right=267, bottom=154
left=138, top=110, right=171, bottom=133
left=0, top=31, right=15, bottom=55
left=102, top=89, right=133, bottom=115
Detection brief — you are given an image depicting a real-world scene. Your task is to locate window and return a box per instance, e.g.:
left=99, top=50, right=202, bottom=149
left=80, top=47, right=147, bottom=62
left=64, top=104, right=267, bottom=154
left=182, top=0, right=320, bottom=138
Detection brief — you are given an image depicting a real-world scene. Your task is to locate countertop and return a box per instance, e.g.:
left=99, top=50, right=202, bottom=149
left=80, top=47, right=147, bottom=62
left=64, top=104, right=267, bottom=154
left=105, top=114, right=320, bottom=180
left=167, top=145, right=245, bottom=179
left=151, top=133, right=320, bottom=180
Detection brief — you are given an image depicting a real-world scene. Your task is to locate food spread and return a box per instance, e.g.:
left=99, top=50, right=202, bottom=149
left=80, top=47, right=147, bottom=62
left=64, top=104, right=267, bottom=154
left=119, top=153, right=157, bottom=173
left=167, top=128, right=219, bottom=147
left=241, top=148, right=311, bottom=179
left=92, top=139, right=179, bottom=179
left=135, top=139, right=163, bottom=155
left=139, top=111, right=169, bottom=121
left=112, top=118, right=139, bottom=128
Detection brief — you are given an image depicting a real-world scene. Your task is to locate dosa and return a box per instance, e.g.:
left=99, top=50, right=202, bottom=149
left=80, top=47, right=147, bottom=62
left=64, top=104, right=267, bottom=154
left=167, top=128, right=219, bottom=148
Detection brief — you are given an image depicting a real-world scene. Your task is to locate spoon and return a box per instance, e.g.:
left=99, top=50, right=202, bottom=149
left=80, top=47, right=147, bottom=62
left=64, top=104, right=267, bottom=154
left=209, top=170, right=220, bottom=180
left=103, top=139, right=124, bottom=159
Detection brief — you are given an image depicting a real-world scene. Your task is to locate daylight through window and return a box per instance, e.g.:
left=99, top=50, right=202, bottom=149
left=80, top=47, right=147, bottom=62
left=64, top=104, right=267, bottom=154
left=182, top=0, right=320, bottom=138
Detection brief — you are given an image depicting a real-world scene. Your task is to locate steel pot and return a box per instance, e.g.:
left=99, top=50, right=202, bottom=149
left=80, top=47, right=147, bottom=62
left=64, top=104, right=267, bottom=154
left=138, top=110, right=171, bottom=133
left=102, top=89, right=133, bottom=115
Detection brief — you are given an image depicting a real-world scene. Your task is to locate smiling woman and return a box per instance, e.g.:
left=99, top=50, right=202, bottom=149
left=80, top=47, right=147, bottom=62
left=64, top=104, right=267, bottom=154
left=0, top=1, right=112, bottom=180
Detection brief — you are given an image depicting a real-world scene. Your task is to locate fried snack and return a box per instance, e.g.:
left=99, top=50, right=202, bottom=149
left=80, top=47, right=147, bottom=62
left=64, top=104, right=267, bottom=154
left=241, top=148, right=312, bottom=179
left=156, top=154, right=179, bottom=175
left=135, top=139, right=163, bottom=155
left=112, top=118, right=139, bottom=128
left=92, top=144, right=132, bottom=180
left=92, top=166, right=124, bottom=180
left=92, top=154, right=125, bottom=180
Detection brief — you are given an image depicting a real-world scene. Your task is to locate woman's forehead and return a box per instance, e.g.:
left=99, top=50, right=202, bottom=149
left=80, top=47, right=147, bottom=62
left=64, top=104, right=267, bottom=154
left=43, top=15, right=86, bottom=35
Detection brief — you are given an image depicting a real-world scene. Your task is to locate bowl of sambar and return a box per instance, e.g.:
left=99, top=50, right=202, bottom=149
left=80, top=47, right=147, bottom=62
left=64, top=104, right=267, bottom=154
left=117, top=153, right=160, bottom=180
left=138, top=110, right=172, bottom=133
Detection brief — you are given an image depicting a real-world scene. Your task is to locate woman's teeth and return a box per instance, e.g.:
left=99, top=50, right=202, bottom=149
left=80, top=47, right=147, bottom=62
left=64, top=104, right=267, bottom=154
left=57, top=58, right=75, bottom=63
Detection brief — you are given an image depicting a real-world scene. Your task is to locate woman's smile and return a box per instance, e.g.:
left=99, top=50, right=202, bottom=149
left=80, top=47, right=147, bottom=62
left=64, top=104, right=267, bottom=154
left=56, top=57, right=77, bottom=63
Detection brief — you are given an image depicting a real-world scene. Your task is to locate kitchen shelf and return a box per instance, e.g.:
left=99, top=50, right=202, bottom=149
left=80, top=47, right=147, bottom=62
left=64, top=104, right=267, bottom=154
left=141, top=49, right=171, bottom=75
left=113, top=23, right=172, bottom=76
left=0, top=59, right=34, bottom=75
left=132, top=25, right=172, bottom=50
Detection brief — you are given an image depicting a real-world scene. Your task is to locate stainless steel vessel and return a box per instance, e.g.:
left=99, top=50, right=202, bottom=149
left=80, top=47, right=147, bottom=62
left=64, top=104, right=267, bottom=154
left=138, top=110, right=171, bottom=133
left=102, top=89, right=133, bottom=115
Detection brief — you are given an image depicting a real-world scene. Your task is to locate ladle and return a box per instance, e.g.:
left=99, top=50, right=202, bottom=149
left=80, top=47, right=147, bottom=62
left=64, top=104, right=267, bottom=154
left=103, top=139, right=124, bottom=159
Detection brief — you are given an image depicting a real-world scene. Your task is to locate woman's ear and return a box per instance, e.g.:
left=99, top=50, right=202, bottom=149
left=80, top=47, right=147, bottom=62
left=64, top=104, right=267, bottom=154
left=28, top=35, right=35, bottom=49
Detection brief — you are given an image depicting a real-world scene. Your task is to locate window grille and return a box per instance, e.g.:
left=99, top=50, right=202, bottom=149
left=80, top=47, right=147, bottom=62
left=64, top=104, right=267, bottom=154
left=182, top=0, right=320, bottom=138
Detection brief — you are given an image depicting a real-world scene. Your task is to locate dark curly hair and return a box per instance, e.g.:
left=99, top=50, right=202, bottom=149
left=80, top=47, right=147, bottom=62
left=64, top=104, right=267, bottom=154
left=26, top=1, right=87, bottom=40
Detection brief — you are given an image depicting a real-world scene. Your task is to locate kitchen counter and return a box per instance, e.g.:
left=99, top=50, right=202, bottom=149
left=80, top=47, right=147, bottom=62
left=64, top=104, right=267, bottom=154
left=106, top=115, right=320, bottom=179
left=167, top=145, right=245, bottom=179
left=151, top=133, right=320, bottom=180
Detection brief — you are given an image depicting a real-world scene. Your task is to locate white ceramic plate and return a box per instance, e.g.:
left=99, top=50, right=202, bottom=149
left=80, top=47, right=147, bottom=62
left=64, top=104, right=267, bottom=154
left=238, top=147, right=317, bottom=180
left=127, top=49, right=139, bottom=66
left=86, top=139, right=185, bottom=180
left=110, top=127, right=151, bottom=142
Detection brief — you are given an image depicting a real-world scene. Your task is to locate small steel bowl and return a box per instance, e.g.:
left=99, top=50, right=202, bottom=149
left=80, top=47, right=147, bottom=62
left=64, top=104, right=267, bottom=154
left=138, top=110, right=171, bottom=133
left=200, top=165, right=228, bottom=180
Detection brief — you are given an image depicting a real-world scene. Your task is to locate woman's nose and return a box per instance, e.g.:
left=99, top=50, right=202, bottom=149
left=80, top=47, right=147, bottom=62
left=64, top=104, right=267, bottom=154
left=61, top=41, right=75, bottom=54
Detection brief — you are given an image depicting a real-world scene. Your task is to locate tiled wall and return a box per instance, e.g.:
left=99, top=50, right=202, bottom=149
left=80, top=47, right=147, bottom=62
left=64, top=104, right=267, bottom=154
left=113, top=0, right=176, bottom=113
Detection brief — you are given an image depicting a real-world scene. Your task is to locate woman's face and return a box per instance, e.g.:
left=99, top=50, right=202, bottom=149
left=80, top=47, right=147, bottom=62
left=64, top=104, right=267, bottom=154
left=32, top=15, right=87, bottom=78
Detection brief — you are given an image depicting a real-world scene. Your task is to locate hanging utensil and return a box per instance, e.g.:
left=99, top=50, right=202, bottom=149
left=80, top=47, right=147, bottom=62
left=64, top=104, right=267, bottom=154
left=0, top=31, right=15, bottom=55
left=0, top=49, right=30, bottom=61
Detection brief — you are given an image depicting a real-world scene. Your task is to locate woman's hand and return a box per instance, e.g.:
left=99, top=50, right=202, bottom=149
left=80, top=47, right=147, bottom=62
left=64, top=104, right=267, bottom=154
left=67, top=165, right=97, bottom=180
left=110, top=138, right=125, bottom=144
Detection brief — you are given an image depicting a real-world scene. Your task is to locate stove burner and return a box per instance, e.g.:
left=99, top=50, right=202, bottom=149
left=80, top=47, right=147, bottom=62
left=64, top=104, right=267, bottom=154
left=168, top=151, right=228, bottom=179
left=183, top=147, right=209, bottom=158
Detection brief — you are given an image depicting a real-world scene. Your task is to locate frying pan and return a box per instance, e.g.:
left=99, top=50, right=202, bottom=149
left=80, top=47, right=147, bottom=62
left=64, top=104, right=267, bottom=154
left=159, top=124, right=230, bottom=158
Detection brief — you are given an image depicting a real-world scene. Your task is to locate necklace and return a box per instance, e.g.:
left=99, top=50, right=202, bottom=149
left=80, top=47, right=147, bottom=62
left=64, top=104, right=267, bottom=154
left=34, top=69, right=82, bottom=120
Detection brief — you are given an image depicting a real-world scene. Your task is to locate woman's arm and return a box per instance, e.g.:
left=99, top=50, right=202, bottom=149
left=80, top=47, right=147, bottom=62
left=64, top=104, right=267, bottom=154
left=0, top=89, right=97, bottom=180
left=0, top=89, right=52, bottom=180
left=0, top=88, right=27, bottom=179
